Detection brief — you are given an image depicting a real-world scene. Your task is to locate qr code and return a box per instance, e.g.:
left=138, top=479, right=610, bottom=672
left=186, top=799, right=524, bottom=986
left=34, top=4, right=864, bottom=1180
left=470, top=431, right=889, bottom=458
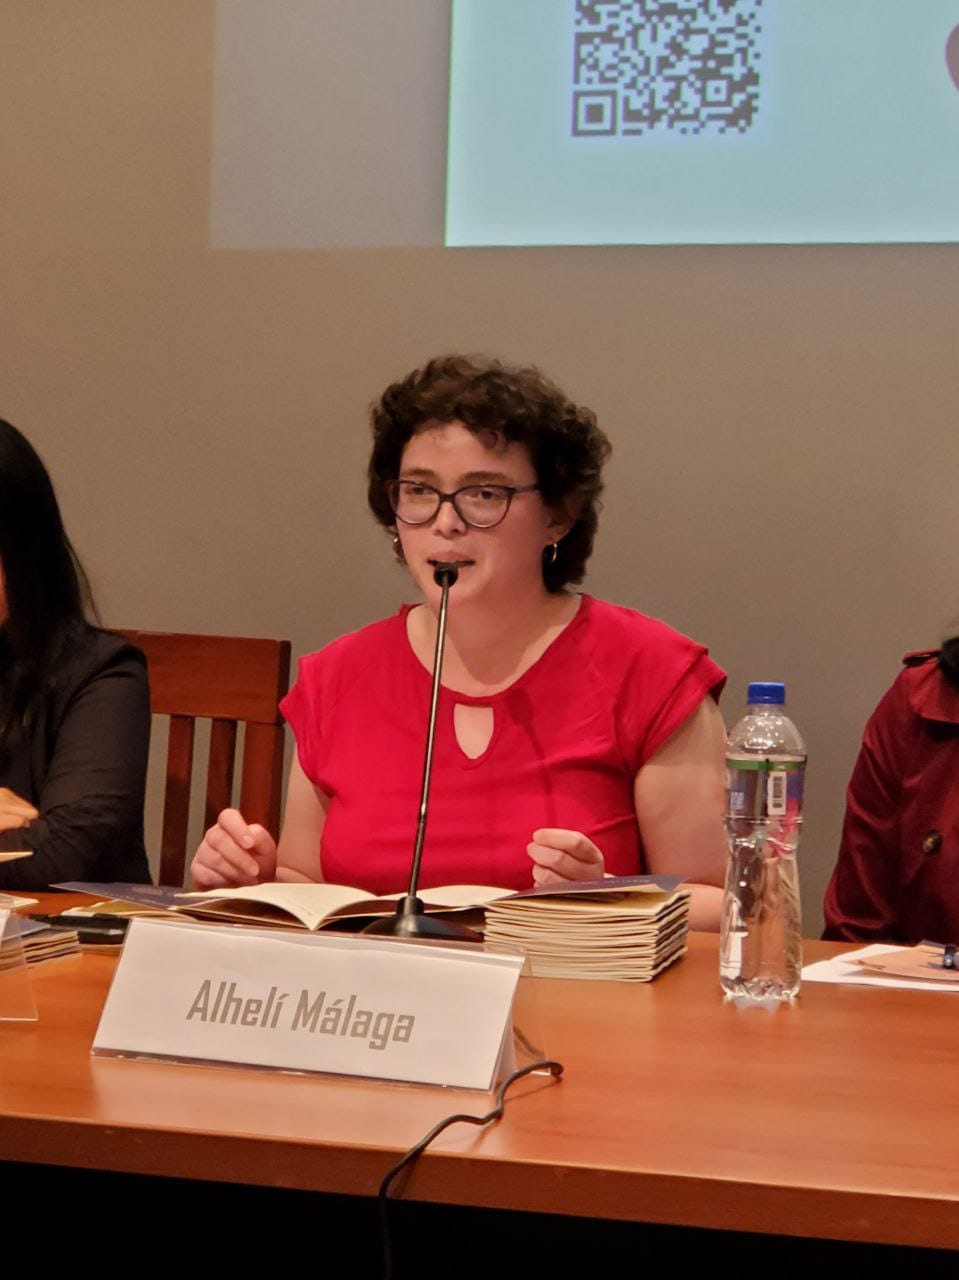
left=572, top=0, right=764, bottom=138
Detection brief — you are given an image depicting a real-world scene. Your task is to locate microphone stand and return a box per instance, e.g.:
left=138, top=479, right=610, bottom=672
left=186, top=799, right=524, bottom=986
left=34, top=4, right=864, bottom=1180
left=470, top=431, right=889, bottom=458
left=363, top=563, right=482, bottom=942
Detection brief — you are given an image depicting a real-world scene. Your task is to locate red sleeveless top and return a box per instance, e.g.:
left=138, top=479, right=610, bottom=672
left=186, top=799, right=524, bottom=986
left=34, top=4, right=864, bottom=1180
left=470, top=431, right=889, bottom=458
left=280, top=595, right=725, bottom=894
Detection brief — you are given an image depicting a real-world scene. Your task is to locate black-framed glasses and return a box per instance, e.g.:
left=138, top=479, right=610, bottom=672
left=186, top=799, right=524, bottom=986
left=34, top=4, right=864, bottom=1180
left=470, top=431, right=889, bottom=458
left=388, top=480, right=539, bottom=529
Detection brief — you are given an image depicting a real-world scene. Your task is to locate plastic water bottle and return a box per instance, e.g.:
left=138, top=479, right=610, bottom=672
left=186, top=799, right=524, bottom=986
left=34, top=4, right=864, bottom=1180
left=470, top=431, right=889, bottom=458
left=720, top=682, right=805, bottom=1003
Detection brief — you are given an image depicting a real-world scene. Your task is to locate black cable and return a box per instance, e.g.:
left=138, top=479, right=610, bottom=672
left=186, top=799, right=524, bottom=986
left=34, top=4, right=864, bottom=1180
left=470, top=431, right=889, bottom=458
left=377, top=1058, right=564, bottom=1279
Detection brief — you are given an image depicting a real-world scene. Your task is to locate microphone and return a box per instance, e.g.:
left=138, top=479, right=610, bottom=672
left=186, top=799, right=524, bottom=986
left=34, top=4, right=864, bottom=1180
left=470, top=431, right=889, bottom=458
left=363, top=561, right=481, bottom=941
left=432, top=561, right=459, bottom=589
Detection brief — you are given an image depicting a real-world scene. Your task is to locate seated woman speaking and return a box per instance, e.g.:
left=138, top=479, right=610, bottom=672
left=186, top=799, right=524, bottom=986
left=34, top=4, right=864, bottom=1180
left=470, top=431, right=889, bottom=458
left=0, top=419, right=151, bottom=890
left=192, top=356, right=729, bottom=928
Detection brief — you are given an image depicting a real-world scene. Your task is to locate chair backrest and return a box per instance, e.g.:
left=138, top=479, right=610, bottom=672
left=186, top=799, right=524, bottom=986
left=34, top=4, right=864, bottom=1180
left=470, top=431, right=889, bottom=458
left=121, top=630, right=292, bottom=887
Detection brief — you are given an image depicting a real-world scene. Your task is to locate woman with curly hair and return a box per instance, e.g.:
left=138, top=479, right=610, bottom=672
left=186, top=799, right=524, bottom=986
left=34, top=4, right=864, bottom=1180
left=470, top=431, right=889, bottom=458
left=193, top=356, right=728, bottom=927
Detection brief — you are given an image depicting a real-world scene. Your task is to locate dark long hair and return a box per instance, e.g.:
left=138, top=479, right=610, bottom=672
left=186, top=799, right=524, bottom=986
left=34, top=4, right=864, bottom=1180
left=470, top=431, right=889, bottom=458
left=940, top=635, right=959, bottom=689
left=0, top=419, right=97, bottom=752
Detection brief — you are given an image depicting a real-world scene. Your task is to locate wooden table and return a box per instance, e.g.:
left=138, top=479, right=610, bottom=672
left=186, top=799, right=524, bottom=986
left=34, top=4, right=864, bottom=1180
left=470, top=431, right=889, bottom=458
left=2, top=896, right=958, bottom=1255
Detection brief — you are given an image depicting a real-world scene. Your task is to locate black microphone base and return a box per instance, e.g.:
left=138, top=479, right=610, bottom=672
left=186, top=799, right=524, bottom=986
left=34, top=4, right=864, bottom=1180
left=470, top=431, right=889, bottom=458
left=361, top=894, right=483, bottom=943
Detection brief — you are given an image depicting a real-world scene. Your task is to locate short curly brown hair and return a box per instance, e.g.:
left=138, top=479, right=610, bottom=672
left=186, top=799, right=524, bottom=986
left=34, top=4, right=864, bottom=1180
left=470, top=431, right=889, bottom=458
left=368, top=355, right=611, bottom=592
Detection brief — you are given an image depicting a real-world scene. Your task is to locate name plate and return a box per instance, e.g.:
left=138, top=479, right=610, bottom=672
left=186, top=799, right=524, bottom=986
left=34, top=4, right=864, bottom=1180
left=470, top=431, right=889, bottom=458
left=92, top=917, right=524, bottom=1090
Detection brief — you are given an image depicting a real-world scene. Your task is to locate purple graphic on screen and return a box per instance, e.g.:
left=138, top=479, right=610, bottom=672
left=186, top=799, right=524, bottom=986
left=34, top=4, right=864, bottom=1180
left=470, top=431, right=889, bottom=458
left=947, top=24, right=959, bottom=93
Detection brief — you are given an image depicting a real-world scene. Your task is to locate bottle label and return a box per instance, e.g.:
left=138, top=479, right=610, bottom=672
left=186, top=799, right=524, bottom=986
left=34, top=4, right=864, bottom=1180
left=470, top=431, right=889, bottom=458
left=726, top=756, right=805, bottom=825
left=767, top=770, right=787, bottom=817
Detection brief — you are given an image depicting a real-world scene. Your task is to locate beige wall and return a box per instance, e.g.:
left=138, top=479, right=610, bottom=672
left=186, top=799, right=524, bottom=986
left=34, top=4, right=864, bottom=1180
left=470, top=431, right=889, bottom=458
left=3, top=2, right=958, bottom=927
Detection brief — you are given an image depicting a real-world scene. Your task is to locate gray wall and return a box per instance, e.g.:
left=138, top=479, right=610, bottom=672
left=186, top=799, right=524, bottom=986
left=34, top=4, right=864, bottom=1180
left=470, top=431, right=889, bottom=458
left=3, top=1, right=957, bottom=926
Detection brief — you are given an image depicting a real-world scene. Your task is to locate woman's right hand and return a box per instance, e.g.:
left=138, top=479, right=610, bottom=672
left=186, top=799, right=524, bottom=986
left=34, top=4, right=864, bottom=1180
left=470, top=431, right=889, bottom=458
left=191, top=808, right=277, bottom=889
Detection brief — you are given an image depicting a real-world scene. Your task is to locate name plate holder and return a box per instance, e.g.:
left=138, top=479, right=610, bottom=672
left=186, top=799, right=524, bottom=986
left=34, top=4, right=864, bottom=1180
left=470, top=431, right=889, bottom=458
left=93, top=916, right=536, bottom=1091
left=0, top=897, right=38, bottom=1023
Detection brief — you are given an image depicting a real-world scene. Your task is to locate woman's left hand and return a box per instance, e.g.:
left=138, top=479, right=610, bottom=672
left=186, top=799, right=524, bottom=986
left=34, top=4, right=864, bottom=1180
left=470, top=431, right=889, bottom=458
left=527, top=828, right=605, bottom=885
left=0, top=787, right=39, bottom=833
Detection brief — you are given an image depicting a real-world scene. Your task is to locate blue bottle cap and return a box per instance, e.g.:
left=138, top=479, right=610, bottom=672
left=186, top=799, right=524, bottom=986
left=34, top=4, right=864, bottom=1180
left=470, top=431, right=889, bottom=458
left=747, top=681, right=785, bottom=705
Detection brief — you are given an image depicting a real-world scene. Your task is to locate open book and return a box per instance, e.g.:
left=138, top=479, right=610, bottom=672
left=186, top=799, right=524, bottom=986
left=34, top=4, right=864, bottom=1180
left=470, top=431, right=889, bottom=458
left=54, top=880, right=512, bottom=932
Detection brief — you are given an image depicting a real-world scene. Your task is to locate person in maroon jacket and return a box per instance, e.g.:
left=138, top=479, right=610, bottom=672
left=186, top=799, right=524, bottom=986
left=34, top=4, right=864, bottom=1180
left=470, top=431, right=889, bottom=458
left=823, top=637, right=959, bottom=944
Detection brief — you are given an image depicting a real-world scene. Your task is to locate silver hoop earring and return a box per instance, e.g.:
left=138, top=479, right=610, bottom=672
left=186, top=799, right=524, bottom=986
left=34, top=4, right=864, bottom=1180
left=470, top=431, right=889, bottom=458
left=545, top=542, right=559, bottom=565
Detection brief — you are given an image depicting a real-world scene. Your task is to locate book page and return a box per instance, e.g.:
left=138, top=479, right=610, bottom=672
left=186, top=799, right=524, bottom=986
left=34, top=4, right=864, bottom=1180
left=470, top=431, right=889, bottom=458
left=504, top=873, right=684, bottom=901
left=176, top=882, right=374, bottom=930
left=177, top=881, right=511, bottom=929
left=490, top=890, right=685, bottom=917
left=416, top=885, right=511, bottom=908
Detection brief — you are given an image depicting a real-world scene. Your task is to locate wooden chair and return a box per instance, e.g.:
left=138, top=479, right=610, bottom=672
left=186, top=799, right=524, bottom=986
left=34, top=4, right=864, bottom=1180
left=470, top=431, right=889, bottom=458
left=122, top=630, right=292, bottom=886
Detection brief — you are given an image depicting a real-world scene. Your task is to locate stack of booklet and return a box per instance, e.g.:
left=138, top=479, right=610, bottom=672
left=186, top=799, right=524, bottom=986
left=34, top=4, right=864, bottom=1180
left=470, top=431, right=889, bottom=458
left=1, top=917, right=80, bottom=968
left=483, top=876, right=690, bottom=981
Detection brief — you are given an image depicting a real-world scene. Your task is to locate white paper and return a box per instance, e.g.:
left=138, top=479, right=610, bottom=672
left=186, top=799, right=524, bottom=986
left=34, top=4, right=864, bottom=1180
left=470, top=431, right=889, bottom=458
left=802, top=944, right=959, bottom=993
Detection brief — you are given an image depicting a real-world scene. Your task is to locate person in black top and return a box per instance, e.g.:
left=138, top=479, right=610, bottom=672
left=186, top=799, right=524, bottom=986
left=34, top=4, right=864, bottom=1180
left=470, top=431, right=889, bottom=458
left=0, top=418, right=151, bottom=890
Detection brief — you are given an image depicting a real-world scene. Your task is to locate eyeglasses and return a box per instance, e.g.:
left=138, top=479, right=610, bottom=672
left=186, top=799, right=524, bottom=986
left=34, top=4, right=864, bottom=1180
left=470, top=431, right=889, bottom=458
left=388, top=480, right=539, bottom=529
